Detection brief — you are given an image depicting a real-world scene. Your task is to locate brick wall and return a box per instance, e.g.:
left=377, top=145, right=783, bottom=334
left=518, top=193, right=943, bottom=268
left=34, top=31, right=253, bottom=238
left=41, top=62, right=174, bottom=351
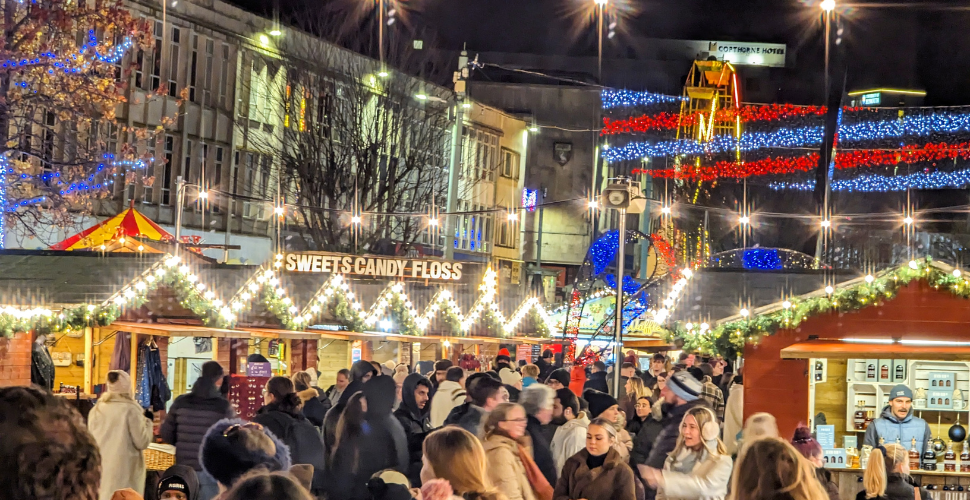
left=316, top=340, right=350, bottom=388
left=0, top=332, right=32, bottom=387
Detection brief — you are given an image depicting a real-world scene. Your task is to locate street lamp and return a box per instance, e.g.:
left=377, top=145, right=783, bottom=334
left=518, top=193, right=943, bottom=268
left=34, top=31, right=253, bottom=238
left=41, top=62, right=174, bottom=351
left=594, top=0, right=608, bottom=82
left=174, top=177, right=209, bottom=256
left=821, top=0, right=835, bottom=98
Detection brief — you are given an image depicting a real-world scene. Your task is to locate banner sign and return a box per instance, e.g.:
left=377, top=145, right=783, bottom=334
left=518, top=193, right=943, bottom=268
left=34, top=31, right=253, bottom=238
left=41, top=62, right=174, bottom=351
left=284, top=252, right=466, bottom=281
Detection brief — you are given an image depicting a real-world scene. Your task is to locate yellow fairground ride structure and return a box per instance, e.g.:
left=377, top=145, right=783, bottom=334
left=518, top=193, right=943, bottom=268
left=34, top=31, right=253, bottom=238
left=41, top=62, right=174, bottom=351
left=675, top=60, right=742, bottom=200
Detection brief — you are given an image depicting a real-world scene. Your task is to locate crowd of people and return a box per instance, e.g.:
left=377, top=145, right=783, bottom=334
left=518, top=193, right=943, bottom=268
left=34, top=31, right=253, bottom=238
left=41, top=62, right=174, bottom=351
left=0, top=349, right=933, bottom=500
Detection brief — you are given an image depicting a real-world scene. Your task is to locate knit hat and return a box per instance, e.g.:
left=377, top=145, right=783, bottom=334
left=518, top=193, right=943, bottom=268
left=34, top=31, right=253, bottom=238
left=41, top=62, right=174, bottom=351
left=888, top=384, right=913, bottom=401
left=157, top=465, right=199, bottom=500
left=499, top=367, right=522, bottom=387
left=200, top=418, right=292, bottom=488
left=498, top=348, right=511, bottom=357
left=106, top=370, right=131, bottom=394
left=583, top=389, right=618, bottom=419
left=546, top=368, right=571, bottom=387
left=791, top=424, right=822, bottom=459
left=667, top=371, right=702, bottom=402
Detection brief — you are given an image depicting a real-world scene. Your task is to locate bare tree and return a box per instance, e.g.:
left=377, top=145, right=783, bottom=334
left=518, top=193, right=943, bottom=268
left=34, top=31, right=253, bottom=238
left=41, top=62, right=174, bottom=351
left=243, top=6, right=457, bottom=254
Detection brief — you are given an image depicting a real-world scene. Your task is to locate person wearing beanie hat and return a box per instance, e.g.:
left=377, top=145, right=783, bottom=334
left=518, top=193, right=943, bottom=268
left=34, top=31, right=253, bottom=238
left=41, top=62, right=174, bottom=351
left=584, top=389, right=619, bottom=421
left=200, top=418, right=292, bottom=490
left=431, top=359, right=453, bottom=394
left=666, top=371, right=702, bottom=403
left=545, top=368, right=571, bottom=391
left=791, top=426, right=840, bottom=500
left=88, top=370, right=154, bottom=500
left=158, top=465, right=200, bottom=500
left=863, top=383, right=932, bottom=467
left=638, top=370, right=710, bottom=489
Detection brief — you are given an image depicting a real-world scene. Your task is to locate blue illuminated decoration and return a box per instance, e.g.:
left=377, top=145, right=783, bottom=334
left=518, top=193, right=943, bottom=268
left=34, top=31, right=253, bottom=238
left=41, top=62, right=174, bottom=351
left=601, top=89, right=686, bottom=109
left=769, top=168, right=970, bottom=192
left=0, top=156, right=6, bottom=248
left=588, top=230, right=620, bottom=275
left=741, top=248, right=784, bottom=270
left=602, top=111, right=970, bottom=161
left=522, top=188, right=538, bottom=212
left=603, top=274, right=643, bottom=295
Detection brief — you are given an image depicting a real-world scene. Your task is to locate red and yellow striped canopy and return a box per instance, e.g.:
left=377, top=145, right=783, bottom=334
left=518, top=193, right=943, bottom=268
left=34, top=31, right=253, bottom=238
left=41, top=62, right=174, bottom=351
left=51, top=208, right=174, bottom=251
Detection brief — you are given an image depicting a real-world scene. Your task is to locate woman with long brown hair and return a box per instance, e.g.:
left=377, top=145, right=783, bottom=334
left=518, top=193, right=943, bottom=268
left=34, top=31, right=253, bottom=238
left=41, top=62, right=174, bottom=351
left=730, top=437, right=830, bottom=500
left=421, top=426, right=506, bottom=500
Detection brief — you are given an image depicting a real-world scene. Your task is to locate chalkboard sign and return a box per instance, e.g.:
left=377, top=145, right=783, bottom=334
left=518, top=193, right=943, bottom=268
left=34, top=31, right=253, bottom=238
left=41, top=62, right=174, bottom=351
left=247, top=362, right=272, bottom=378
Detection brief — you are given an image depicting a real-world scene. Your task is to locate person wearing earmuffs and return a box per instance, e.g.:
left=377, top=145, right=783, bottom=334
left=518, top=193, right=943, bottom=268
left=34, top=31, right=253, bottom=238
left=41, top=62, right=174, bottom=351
left=639, top=406, right=733, bottom=500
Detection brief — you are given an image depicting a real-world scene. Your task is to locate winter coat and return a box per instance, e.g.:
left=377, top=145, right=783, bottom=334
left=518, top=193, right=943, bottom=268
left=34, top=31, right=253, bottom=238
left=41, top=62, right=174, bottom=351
left=554, top=448, right=636, bottom=500
left=443, top=402, right=487, bottom=436
left=817, top=467, right=840, bottom=500
left=297, top=388, right=327, bottom=428
left=88, top=392, right=154, bottom=500
left=327, top=376, right=409, bottom=500
left=527, top=414, right=558, bottom=485
left=645, top=400, right=709, bottom=468
left=31, top=341, right=55, bottom=390
left=159, top=378, right=235, bottom=471
left=569, top=366, right=586, bottom=398
left=551, top=413, right=590, bottom=474
left=722, top=383, right=743, bottom=456
left=323, top=379, right=364, bottom=456
left=615, top=425, right=633, bottom=460
left=430, top=380, right=466, bottom=428
left=483, top=433, right=538, bottom=500
left=393, top=373, right=433, bottom=486
left=252, top=401, right=327, bottom=494
left=864, top=406, right=933, bottom=466
left=630, top=410, right=664, bottom=465
left=657, top=446, right=733, bottom=500
left=585, top=371, right=610, bottom=394
left=536, top=358, right=555, bottom=383
left=854, top=473, right=932, bottom=500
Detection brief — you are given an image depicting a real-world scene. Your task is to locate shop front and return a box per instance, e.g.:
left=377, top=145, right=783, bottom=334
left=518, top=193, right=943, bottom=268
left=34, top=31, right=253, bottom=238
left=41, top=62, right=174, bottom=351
left=743, top=261, right=970, bottom=499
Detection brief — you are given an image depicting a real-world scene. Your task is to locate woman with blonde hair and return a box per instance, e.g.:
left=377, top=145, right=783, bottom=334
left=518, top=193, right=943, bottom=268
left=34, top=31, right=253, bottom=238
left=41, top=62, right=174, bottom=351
left=857, top=444, right=931, bottom=500
left=554, top=417, right=636, bottom=500
left=640, top=406, right=733, bottom=500
left=482, top=403, right=547, bottom=500
left=730, top=437, right=829, bottom=500
left=421, top=426, right=506, bottom=500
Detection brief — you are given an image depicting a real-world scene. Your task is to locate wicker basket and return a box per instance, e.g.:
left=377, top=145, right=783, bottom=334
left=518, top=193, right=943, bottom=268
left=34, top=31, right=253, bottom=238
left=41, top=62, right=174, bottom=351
left=144, top=444, right=176, bottom=471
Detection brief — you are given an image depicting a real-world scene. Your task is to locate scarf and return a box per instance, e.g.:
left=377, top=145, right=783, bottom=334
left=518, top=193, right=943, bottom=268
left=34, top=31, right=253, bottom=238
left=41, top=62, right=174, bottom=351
left=669, top=441, right=716, bottom=474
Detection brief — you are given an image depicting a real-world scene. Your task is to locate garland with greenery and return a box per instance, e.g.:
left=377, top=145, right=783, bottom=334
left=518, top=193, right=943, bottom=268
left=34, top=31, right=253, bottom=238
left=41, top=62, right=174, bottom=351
left=328, top=290, right=366, bottom=332
left=527, top=307, right=552, bottom=338
left=664, top=258, right=962, bottom=357
left=261, top=287, right=299, bottom=330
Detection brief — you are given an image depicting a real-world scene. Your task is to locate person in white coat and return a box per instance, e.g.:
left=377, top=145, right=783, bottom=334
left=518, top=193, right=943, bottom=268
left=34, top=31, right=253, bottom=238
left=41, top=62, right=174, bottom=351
left=430, top=367, right=466, bottom=428
left=88, top=370, right=155, bottom=500
left=722, top=374, right=743, bottom=456
left=550, top=388, right=590, bottom=474
left=639, top=406, right=733, bottom=500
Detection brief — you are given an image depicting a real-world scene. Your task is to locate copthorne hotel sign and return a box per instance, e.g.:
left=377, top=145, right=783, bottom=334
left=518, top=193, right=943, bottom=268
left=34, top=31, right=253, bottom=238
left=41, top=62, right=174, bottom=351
left=284, top=252, right=467, bottom=281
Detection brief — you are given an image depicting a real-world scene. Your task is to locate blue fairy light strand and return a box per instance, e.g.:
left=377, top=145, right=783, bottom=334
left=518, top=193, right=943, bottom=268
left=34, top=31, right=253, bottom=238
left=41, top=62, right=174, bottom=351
left=602, top=89, right=686, bottom=110
left=768, top=168, right=970, bottom=192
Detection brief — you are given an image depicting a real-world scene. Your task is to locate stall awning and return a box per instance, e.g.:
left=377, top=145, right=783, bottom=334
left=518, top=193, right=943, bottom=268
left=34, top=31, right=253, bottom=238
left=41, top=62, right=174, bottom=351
left=624, top=339, right=675, bottom=351
left=107, top=321, right=252, bottom=338
left=241, top=327, right=350, bottom=341
left=781, top=340, right=970, bottom=361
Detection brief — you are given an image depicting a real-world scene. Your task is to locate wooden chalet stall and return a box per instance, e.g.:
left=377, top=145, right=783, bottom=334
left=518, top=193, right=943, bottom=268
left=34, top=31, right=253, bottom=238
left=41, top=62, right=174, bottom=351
left=741, top=261, right=970, bottom=498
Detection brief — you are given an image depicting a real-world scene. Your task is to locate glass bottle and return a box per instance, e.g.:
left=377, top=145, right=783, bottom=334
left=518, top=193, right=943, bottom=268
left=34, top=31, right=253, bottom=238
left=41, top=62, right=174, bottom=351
left=923, top=438, right=938, bottom=471
left=867, top=362, right=876, bottom=380
left=909, top=438, right=921, bottom=471
left=881, top=363, right=890, bottom=380
left=945, top=442, right=957, bottom=472
left=961, top=441, right=970, bottom=473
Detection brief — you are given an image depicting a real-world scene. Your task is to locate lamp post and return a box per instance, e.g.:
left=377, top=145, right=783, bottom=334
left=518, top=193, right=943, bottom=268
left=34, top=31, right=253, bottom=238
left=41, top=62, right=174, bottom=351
left=594, top=0, right=607, bottom=82
left=821, top=0, right=835, bottom=99
left=173, top=177, right=207, bottom=257
left=814, top=0, right=836, bottom=263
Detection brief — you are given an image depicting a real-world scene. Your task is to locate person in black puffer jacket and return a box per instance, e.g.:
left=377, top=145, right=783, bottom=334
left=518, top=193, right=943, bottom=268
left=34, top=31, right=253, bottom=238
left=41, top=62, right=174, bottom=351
left=392, top=373, right=433, bottom=486
left=291, top=371, right=327, bottom=428
left=322, top=360, right=377, bottom=455
left=159, top=361, right=234, bottom=500
left=856, top=443, right=931, bottom=500
left=252, top=376, right=327, bottom=496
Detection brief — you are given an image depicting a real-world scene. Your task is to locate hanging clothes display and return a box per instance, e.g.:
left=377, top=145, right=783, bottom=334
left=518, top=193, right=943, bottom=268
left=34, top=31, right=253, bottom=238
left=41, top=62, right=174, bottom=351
left=31, top=337, right=55, bottom=390
left=110, top=332, right=131, bottom=372
left=135, top=340, right=171, bottom=411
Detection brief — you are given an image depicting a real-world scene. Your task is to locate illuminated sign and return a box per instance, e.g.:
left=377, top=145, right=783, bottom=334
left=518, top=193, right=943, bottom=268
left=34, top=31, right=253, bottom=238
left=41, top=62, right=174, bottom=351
left=522, top=188, right=538, bottom=212
left=284, top=251, right=464, bottom=281
left=675, top=40, right=787, bottom=68
left=860, top=93, right=881, bottom=106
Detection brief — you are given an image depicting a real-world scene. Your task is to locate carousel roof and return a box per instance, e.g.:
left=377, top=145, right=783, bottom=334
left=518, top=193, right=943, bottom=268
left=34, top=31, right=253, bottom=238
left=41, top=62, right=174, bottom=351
left=50, top=207, right=174, bottom=251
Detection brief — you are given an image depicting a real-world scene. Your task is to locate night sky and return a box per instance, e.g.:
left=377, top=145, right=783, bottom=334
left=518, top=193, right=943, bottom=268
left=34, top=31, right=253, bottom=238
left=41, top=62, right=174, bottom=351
left=250, top=0, right=970, bottom=105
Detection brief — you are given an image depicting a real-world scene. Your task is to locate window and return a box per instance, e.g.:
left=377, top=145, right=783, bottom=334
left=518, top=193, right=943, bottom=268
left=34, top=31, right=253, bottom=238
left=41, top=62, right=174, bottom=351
left=150, top=21, right=162, bottom=90
left=219, top=44, right=231, bottom=108
left=183, top=140, right=192, bottom=184
left=160, top=135, right=174, bottom=205
left=204, top=40, right=214, bottom=106
left=501, top=148, right=520, bottom=179
left=189, top=35, right=198, bottom=102
left=142, top=137, right=156, bottom=203
left=498, top=206, right=517, bottom=248
left=168, top=27, right=180, bottom=97
left=249, top=58, right=264, bottom=120
left=214, top=147, right=224, bottom=187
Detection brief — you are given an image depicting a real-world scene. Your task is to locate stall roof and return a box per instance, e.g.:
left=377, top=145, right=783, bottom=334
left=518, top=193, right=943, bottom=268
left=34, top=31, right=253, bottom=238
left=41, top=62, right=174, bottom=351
left=107, top=320, right=252, bottom=338
left=624, top=339, right=674, bottom=351
left=240, top=327, right=349, bottom=341
left=781, top=339, right=970, bottom=361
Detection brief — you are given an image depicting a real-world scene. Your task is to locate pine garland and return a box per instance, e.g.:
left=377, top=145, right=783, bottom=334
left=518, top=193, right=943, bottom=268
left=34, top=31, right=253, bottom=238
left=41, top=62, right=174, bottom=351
left=664, top=258, right=964, bottom=356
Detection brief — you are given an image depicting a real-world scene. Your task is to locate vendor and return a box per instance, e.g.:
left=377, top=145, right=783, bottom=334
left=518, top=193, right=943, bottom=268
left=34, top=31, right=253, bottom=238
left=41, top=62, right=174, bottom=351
left=863, top=384, right=932, bottom=465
